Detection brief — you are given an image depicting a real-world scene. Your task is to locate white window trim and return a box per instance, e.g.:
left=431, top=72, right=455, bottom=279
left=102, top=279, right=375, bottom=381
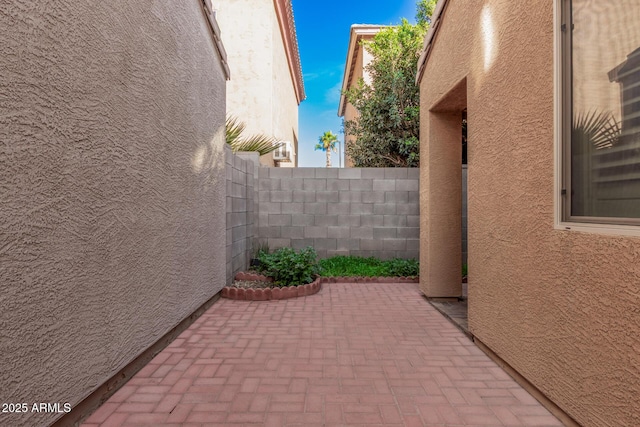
left=553, top=0, right=640, bottom=237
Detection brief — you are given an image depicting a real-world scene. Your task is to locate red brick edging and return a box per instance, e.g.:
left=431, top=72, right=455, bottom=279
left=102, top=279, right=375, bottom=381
left=222, top=273, right=419, bottom=301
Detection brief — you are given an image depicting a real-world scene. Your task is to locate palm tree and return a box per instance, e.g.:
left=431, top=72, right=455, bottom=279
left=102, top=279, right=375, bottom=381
left=226, top=115, right=282, bottom=156
left=315, top=131, right=339, bottom=168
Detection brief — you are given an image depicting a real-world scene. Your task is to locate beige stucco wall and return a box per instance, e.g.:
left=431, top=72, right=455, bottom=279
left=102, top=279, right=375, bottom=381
left=0, top=2, right=227, bottom=426
left=215, top=0, right=299, bottom=167
left=419, top=1, right=640, bottom=426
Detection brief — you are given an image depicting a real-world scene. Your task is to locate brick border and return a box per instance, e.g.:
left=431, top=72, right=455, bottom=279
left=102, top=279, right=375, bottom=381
left=222, top=273, right=419, bottom=301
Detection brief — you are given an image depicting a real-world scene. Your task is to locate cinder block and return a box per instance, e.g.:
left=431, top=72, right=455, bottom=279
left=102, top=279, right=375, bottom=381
left=258, top=190, right=270, bottom=202
left=373, top=227, right=397, bottom=239
left=269, top=168, right=293, bottom=178
left=336, top=238, right=360, bottom=250
left=350, top=227, right=373, bottom=239
left=292, top=190, right=316, bottom=203
left=349, top=179, right=373, bottom=191
left=372, top=179, right=395, bottom=192
left=396, top=179, right=419, bottom=192
left=385, top=191, right=409, bottom=203
left=383, top=215, right=407, bottom=227
left=384, top=168, right=408, bottom=179
left=232, top=226, right=247, bottom=242
left=304, top=226, right=328, bottom=238
left=361, top=168, right=384, bottom=179
left=279, top=178, right=304, bottom=190
left=280, top=226, right=304, bottom=239
left=281, top=202, right=304, bottom=214
left=407, top=215, right=420, bottom=227
left=350, top=203, right=373, bottom=215
left=316, top=191, right=339, bottom=203
left=259, top=167, right=269, bottom=178
left=315, top=168, right=339, bottom=178
left=303, top=178, right=327, bottom=191
left=397, top=227, right=420, bottom=238
left=258, top=226, right=281, bottom=238
left=328, top=226, right=352, bottom=238
left=258, top=179, right=279, bottom=191
left=361, top=191, right=386, bottom=204
left=292, top=214, right=315, bottom=226
left=351, top=250, right=374, bottom=258
left=326, top=179, right=350, bottom=191
left=313, top=238, right=337, bottom=251
left=291, top=238, right=314, bottom=250
left=327, top=249, right=351, bottom=257
left=407, top=168, right=420, bottom=179
left=268, top=214, right=292, bottom=226
left=383, top=239, right=407, bottom=251
left=339, top=191, right=361, bottom=203
left=406, top=239, right=420, bottom=252
left=291, top=168, right=316, bottom=178
left=337, top=215, right=361, bottom=227
left=315, top=250, right=328, bottom=259
left=257, top=213, right=269, bottom=227
left=314, top=215, right=339, bottom=226
left=304, top=202, right=328, bottom=215
left=404, top=250, right=419, bottom=260
left=268, top=238, right=291, bottom=249
left=232, top=183, right=246, bottom=199
left=360, top=215, right=384, bottom=227
left=226, top=196, right=232, bottom=213
left=359, top=239, right=378, bottom=251
left=338, top=168, right=362, bottom=179
left=261, top=202, right=282, bottom=214
left=232, top=212, right=247, bottom=227
left=333, top=203, right=351, bottom=214
left=232, top=197, right=247, bottom=212
left=270, top=190, right=293, bottom=203
left=396, top=203, right=419, bottom=215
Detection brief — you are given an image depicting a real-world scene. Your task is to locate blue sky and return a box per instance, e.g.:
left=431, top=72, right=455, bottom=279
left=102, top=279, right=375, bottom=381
left=293, top=0, right=419, bottom=167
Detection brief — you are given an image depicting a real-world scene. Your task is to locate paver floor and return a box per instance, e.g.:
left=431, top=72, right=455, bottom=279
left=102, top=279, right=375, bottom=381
left=82, top=282, right=562, bottom=427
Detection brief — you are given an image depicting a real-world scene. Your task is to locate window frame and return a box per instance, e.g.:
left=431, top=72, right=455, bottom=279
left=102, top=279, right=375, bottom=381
left=556, top=0, right=640, bottom=232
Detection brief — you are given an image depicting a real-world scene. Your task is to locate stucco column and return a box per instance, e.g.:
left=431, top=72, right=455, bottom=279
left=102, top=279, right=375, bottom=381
left=420, top=111, right=462, bottom=298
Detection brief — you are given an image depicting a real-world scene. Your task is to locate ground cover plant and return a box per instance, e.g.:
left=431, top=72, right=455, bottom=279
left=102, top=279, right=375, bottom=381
left=318, top=256, right=419, bottom=277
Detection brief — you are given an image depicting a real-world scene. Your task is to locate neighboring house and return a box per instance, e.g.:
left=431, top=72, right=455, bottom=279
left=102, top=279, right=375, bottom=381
left=214, top=0, right=305, bottom=167
left=417, top=1, right=640, bottom=426
left=0, top=1, right=229, bottom=426
left=338, top=25, right=383, bottom=167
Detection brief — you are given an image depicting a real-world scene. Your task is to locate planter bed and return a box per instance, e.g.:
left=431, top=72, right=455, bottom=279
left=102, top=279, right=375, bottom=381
left=221, top=272, right=419, bottom=301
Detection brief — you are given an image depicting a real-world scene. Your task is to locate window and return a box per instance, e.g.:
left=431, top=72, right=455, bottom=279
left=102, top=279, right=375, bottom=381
left=562, top=0, right=640, bottom=224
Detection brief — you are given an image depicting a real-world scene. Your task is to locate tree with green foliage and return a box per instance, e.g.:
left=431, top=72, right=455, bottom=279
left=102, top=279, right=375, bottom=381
left=315, top=130, right=339, bottom=168
left=225, top=115, right=282, bottom=156
left=343, top=1, right=436, bottom=167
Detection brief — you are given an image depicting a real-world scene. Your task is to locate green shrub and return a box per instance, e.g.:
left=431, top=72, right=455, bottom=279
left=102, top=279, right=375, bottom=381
left=258, top=247, right=319, bottom=287
left=383, top=258, right=419, bottom=277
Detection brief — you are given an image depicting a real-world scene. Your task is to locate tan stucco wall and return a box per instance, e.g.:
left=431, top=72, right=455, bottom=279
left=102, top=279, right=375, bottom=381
left=0, top=2, right=227, bottom=426
left=215, top=0, right=299, bottom=167
left=419, top=1, right=640, bottom=426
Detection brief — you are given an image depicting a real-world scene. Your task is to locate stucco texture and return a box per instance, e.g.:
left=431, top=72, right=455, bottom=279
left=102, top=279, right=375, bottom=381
left=419, top=1, right=640, bottom=426
left=0, top=1, right=227, bottom=426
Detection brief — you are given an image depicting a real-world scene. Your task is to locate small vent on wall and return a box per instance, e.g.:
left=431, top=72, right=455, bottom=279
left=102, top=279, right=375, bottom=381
left=273, top=141, right=292, bottom=161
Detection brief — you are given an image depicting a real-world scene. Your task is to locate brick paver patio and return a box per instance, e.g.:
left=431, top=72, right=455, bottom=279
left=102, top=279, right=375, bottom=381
left=82, top=282, right=562, bottom=426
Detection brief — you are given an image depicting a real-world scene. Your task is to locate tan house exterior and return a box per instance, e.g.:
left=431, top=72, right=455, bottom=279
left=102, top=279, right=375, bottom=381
left=338, top=25, right=383, bottom=167
left=417, top=1, right=640, bottom=426
left=214, top=0, right=305, bottom=167
left=0, top=1, right=229, bottom=426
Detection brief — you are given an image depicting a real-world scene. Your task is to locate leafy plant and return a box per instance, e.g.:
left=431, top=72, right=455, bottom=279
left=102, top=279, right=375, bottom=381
left=226, top=115, right=283, bottom=155
left=258, top=247, right=320, bottom=287
left=343, top=15, right=429, bottom=167
left=462, top=263, right=468, bottom=277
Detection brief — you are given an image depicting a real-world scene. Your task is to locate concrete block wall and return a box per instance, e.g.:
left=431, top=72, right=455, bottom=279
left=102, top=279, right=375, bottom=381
left=257, top=167, right=420, bottom=260
left=225, top=148, right=256, bottom=283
